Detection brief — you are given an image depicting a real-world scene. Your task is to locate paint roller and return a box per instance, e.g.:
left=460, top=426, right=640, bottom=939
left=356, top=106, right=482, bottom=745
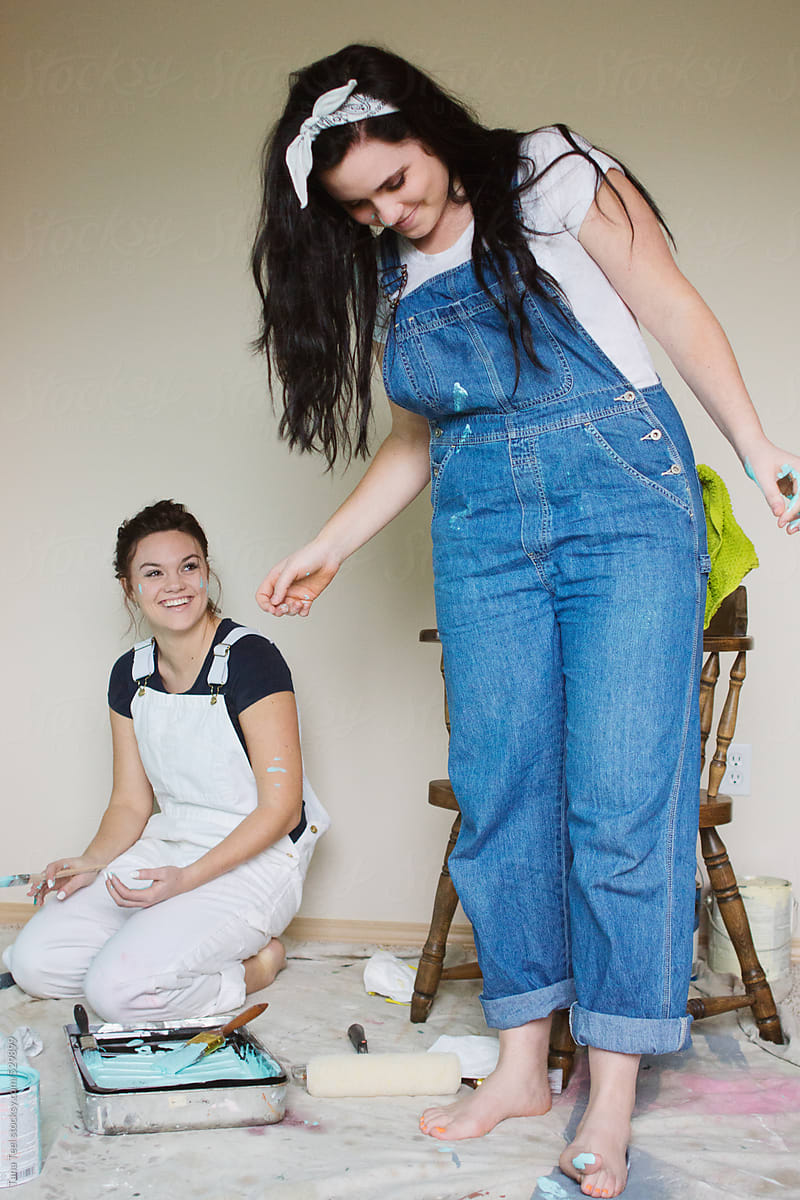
left=300, top=1024, right=463, bottom=1098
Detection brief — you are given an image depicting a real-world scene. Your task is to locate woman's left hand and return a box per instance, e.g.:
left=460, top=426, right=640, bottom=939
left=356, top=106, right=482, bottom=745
left=105, top=866, right=186, bottom=908
left=742, top=441, right=800, bottom=533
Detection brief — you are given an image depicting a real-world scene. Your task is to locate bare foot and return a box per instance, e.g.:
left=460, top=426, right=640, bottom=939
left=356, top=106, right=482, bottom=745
left=419, top=1017, right=553, bottom=1141
left=243, top=938, right=286, bottom=993
left=559, top=1047, right=638, bottom=1197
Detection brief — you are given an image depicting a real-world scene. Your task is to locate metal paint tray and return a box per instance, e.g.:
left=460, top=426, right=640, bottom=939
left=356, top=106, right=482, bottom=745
left=65, top=1016, right=287, bottom=1134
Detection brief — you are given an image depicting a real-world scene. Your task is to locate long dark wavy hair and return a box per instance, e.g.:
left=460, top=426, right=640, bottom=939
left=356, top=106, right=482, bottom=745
left=252, top=44, right=670, bottom=468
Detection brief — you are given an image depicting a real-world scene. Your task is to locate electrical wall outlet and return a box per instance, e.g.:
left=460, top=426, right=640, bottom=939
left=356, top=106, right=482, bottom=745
left=721, top=743, right=751, bottom=795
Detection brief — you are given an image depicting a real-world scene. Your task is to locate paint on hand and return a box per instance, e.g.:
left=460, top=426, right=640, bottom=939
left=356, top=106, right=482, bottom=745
left=536, top=1178, right=569, bottom=1198
left=573, top=1152, right=596, bottom=1169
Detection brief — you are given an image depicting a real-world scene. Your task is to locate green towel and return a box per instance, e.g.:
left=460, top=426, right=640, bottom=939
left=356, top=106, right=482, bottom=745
left=697, top=463, right=759, bottom=627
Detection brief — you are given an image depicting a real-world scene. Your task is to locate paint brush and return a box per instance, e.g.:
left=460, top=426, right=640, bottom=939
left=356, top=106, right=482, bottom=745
left=0, top=867, right=103, bottom=888
left=165, top=1002, right=268, bottom=1075
left=74, top=1004, right=99, bottom=1053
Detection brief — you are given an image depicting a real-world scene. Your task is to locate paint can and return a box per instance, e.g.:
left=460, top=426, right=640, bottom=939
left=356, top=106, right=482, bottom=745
left=0, top=1068, right=41, bottom=1188
left=708, top=876, right=795, bottom=991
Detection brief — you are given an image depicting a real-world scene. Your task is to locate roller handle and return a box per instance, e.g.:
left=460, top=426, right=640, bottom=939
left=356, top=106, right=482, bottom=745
left=219, top=1001, right=268, bottom=1037
left=347, top=1023, right=368, bottom=1053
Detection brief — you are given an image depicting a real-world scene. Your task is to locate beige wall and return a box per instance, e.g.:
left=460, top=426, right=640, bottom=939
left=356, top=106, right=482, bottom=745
left=2, top=0, right=798, bottom=924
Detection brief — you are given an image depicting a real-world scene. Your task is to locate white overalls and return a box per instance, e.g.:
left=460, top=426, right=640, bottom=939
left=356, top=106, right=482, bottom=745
left=5, top=626, right=329, bottom=1022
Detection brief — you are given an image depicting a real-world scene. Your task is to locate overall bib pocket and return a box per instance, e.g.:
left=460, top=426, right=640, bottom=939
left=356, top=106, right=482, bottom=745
left=393, top=275, right=574, bottom=413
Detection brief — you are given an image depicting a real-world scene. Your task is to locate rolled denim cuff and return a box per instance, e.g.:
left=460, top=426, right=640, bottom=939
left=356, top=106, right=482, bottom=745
left=569, top=1003, right=693, bottom=1054
left=481, top=977, right=576, bottom=1030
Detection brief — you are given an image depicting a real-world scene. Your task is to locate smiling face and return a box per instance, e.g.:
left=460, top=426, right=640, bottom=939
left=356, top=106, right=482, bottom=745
left=124, top=530, right=209, bottom=634
left=318, top=136, right=469, bottom=252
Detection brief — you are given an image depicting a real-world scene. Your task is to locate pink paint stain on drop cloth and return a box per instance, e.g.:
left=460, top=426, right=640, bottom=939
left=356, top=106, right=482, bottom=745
left=661, top=1070, right=800, bottom=1115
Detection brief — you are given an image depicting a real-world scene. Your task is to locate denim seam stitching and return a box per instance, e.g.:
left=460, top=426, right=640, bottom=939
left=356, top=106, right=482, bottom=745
left=396, top=331, right=439, bottom=408
left=461, top=306, right=510, bottom=407
left=635, top=398, right=694, bottom=502
left=661, top=524, right=704, bottom=1017
left=558, top=744, right=570, bottom=980
left=436, top=405, right=640, bottom=446
left=508, top=434, right=555, bottom=593
left=429, top=444, right=456, bottom=518
left=583, top=423, right=692, bottom=514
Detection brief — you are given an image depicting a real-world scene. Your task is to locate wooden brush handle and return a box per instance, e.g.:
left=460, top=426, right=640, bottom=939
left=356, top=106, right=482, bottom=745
left=29, top=866, right=103, bottom=885
left=220, top=1002, right=268, bottom=1037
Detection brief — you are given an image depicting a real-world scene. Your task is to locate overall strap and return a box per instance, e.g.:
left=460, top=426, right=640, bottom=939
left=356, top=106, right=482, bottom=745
left=131, top=637, right=155, bottom=696
left=206, top=626, right=269, bottom=697
left=377, top=231, right=407, bottom=313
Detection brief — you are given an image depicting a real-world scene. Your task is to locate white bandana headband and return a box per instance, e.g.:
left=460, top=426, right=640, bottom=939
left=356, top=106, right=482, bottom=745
left=285, top=78, right=399, bottom=208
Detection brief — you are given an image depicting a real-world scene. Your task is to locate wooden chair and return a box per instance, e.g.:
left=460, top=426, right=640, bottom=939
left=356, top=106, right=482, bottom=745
left=687, top=586, right=783, bottom=1043
left=412, top=587, right=783, bottom=1087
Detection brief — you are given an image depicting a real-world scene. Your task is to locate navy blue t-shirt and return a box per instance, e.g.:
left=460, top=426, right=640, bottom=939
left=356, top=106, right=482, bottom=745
left=108, top=618, right=294, bottom=760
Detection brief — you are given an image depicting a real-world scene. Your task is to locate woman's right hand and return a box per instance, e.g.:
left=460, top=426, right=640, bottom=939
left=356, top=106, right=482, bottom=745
left=29, top=857, right=103, bottom=904
left=256, top=540, right=341, bottom=617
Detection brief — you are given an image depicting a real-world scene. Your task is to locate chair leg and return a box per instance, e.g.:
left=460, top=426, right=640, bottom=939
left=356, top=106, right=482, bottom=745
left=411, top=813, right=462, bottom=1023
left=699, top=825, right=784, bottom=1045
left=548, top=1008, right=577, bottom=1090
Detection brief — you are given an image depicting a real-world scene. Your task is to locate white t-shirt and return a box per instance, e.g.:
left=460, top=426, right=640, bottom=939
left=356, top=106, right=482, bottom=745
left=376, top=127, right=659, bottom=390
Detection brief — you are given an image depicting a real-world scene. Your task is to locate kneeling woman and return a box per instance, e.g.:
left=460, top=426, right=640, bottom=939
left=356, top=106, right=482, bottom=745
left=4, top=499, right=328, bottom=1021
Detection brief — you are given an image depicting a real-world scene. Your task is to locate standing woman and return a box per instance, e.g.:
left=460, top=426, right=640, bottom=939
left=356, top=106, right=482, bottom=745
left=251, top=45, right=797, bottom=1197
left=5, top=500, right=328, bottom=1023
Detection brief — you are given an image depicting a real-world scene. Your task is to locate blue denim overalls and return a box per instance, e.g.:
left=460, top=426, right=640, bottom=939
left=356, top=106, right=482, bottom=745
left=380, top=235, right=710, bottom=1054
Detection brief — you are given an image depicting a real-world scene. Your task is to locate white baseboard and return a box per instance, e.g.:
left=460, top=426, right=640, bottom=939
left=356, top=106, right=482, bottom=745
left=0, top=900, right=475, bottom=950
left=0, top=901, right=35, bottom=927
left=284, top=917, right=475, bottom=948
left=1, top=898, right=796, bottom=965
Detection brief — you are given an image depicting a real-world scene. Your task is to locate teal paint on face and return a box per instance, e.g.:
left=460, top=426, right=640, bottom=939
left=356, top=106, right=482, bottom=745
left=138, top=584, right=143, bottom=594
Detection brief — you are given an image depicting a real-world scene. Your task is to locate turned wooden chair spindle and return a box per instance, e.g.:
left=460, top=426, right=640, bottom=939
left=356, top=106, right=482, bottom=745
left=688, top=587, right=783, bottom=1043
